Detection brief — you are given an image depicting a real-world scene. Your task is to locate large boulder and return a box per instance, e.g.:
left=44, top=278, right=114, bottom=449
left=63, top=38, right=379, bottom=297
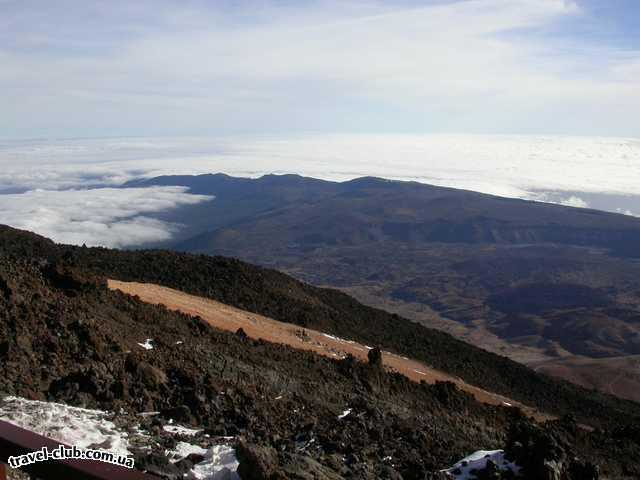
left=236, top=441, right=281, bottom=480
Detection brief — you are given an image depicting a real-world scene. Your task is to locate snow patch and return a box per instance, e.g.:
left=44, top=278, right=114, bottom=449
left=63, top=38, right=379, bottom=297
left=322, top=333, right=341, bottom=341
left=137, top=338, right=154, bottom=350
left=163, top=424, right=202, bottom=436
left=166, top=441, right=208, bottom=462
left=0, top=396, right=238, bottom=480
left=167, top=442, right=239, bottom=480
left=322, top=333, right=357, bottom=344
left=189, top=445, right=240, bottom=480
left=441, top=450, right=520, bottom=479
left=338, top=408, right=352, bottom=419
left=0, top=396, right=131, bottom=456
left=138, top=411, right=160, bottom=417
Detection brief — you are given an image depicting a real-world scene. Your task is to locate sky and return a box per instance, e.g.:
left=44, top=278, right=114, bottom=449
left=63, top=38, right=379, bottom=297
left=1, top=0, right=639, bottom=139
left=0, top=1, right=639, bottom=248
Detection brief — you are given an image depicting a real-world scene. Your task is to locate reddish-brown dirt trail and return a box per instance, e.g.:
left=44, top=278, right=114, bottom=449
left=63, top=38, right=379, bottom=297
left=108, top=279, right=549, bottom=420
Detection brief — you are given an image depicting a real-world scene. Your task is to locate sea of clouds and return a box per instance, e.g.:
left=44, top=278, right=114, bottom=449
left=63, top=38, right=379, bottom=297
left=0, top=187, right=212, bottom=248
left=0, top=134, right=638, bottom=247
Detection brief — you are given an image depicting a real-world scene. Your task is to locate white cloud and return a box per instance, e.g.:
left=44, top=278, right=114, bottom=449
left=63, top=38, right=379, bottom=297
left=1, top=133, right=640, bottom=247
left=0, top=186, right=212, bottom=248
left=2, top=132, right=640, bottom=199
left=0, top=0, right=638, bottom=137
left=559, top=196, right=589, bottom=208
left=616, top=208, right=640, bottom=218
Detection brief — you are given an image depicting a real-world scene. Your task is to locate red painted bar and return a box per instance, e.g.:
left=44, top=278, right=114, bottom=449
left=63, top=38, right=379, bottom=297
left=0, top=420, right=153, bottom=479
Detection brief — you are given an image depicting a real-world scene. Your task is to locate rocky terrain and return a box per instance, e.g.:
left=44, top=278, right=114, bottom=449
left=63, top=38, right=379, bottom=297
left=122, top=174, right=640, bottom=401
left=1, top=225, right=640, bottom=478
left=106, top=279, right=540, bottom=413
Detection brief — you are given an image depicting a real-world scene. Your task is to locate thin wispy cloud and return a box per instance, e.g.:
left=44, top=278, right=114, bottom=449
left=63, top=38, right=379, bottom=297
left=1, top=0, right=638, bottom=138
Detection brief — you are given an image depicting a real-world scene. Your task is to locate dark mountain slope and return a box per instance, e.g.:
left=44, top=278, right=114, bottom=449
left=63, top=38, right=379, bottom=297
left=155, top=174, right=640, bottom=255
left=0, top=243, right=508, bottom=478
left=3, top=231, right=639, bottom=478
left=122, top=174, right=640, bottom=400
left=1, top=225, right=639, bottom=432
left=126, top=172, right=337, bottom=199
left=123, top=173, right=344, bottom=245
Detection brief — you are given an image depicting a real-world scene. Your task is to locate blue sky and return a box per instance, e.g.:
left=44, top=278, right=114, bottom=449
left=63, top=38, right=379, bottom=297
left=570, top=1, right=640, bottom=48
left=1, top=0, right=639, bottom=139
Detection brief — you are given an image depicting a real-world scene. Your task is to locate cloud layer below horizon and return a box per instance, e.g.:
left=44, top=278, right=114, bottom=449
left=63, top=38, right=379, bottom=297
left=1, top=134, right=638, bottom=197
left=0, top=186, right=212, bottom=247
left=0, top=133, right=639, bottom=248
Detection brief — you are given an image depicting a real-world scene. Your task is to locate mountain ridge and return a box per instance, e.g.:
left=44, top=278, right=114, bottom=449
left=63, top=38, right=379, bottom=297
left=118, top=174, right=640, bottom=401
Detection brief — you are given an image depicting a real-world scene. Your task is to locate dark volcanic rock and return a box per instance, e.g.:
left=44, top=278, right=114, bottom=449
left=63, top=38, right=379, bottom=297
left=281, top=454, right=343, bottom=479
left=0, top=225, right=639, bottom=478
left=367, top=347, right=383, bottom=368
left=504, top=418, right=602, bottom=480
left=236, top=441, right=280, bottom=479
left=134, top=450, right=182, bottom=478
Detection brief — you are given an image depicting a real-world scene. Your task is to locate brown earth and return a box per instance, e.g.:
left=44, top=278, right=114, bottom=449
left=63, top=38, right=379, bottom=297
left=340, top=284, right=640, bottom=404
left=108, top=279, right=547, bottom=419
left=531, top=354, right=640, bottom=400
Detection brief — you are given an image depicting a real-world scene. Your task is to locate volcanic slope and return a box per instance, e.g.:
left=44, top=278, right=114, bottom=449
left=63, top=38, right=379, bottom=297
left=1, top=226, right=640, bottom=478
left=127, top=174, right=640, bottom=401
left=1, top=224, right=638, bottom=429
left=107, top=279, right=537, bottom=415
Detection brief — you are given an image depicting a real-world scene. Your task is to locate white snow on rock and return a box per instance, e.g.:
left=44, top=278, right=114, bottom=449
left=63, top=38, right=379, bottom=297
left=138, top=411, right=160, bottom=417
left=0, top=395, right=240, bottom=480
left=322, top=333, right=358, bottom=344
left=167, top=442, right=240, bottom=480
left=137, top=338, right=154, bottom=350
left=166, top=441, right=208, bottom=462
left=163, top=424, right=202, bottom=436
left=0, top=396, right=131, bottom=456
left=189, top=445, right=240, bottom=480
left=441, top=450, right=520, bottom=479
left=322, top=333, right=341, bottom=341
left=338, top=408, right=352, bottom=419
